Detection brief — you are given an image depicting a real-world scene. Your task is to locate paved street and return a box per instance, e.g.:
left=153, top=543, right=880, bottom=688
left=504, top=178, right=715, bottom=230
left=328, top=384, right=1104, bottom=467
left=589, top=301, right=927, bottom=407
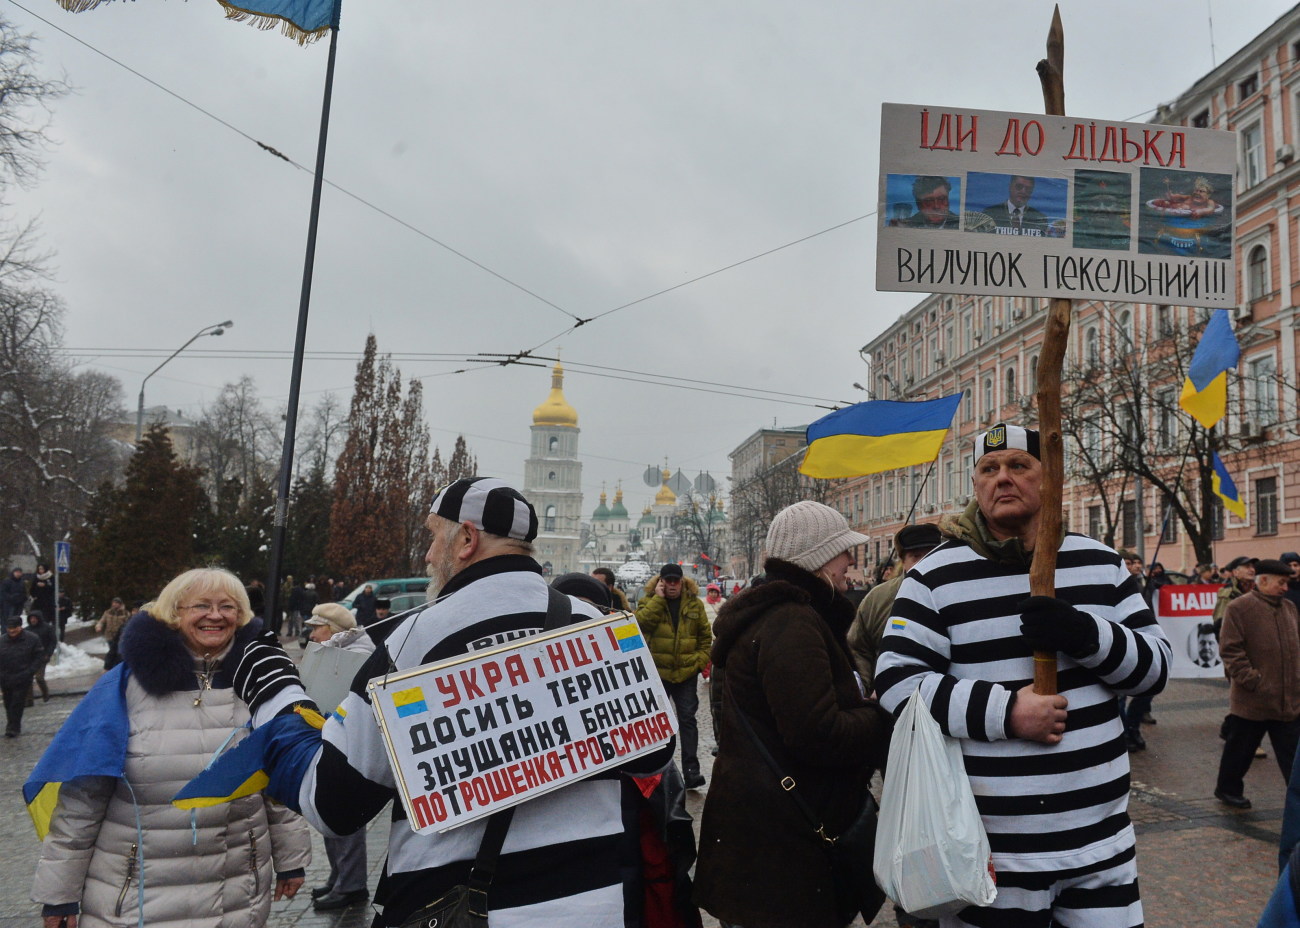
left=0, top=663, right=1289, bottom=928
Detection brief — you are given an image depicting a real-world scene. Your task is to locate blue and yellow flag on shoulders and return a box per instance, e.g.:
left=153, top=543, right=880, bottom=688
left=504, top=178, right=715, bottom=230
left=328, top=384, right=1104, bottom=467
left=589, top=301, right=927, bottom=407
left=23, top=666, right=131, bottom=840
left=1179, top=310, right=1240, bottom=429
left=53, top=0, right=341, bottom=45
left=1212, top=451, right=1247, bottom=520
left=799, top=395, right=962, bottom=479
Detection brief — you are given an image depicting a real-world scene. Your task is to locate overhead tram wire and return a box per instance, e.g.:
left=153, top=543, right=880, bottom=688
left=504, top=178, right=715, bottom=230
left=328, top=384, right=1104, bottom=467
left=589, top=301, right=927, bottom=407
left=67, top=344, right=849, bottom=408
left=6, top=0, right=584, bottom=325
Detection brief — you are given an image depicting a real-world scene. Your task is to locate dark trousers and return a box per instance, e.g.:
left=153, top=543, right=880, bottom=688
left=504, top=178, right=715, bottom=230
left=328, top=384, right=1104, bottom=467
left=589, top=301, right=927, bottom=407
left=323, top=831, right=368, bottom=893
left=662, top=676, right=700, bottom=779
left=1123, top=694, right=1153, bottom=734
left=1216, top=714, right=1300, bottom=796
left=2, top=680, right=30, bottom=734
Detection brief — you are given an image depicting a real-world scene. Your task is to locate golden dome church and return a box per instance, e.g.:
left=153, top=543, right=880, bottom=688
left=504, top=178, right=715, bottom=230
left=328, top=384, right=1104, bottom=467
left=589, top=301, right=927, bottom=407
left=524, top=363, right=583, bottom=576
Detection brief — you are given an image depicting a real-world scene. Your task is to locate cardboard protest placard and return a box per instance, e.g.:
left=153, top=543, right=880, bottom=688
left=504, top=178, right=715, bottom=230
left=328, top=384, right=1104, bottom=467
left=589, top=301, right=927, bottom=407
left=877, top=103, right=1237, bottom=307
left=1155, top=583, right=1223, bottom=679
left=301, top=642, right=371, bottom=713
left=369, top=612, right=675, bottom=834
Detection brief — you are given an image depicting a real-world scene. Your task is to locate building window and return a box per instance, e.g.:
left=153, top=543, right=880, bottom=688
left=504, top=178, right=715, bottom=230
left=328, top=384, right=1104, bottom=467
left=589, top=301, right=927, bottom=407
left=1239, top=73, right=1259, bottom=99
left=544, top=505, right=557, bottom=533
left=1115, top=309, right=1132, bottom=350
left=1256, top=476, right=1279, bottom=535
left=1192, top=109, right=1210, bottom=128
left=1160, top=494, right=1179, bottom=543
left=1087, top=505, right=1103, bottom=540
left=1120, top=499, right=1137, bottom=548
left=1242, top=122, right=1264, bottom=187
left=1248, top=245, right=1268, bottom=300
left=1212, top=499, right=1225, bottom=540
left=1156, top=388, right=1178, bottom=450
left=1005, top=366, right=1016, bottom=405
left=548, top=436, right=559, bottom=452
left=1249, top=354, right=1278, bottom=422
left=874, top=485, right=882, bottom=520
left=962, top=385, right=973, bottom=422
left=1029, top=355, right=1039, bottom=392
left=944, top=459, right=956, bottom=504
left=1157, top=305, right=1174, bottom=336
left=1085, top=326, right=1100, bottom=367
left=982, top=376, right=994, bottom=419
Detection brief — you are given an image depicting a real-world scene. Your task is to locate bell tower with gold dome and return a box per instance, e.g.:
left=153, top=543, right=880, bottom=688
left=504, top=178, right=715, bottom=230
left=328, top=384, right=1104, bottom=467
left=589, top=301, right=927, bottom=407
left=524, top=361, right=583, bottom=576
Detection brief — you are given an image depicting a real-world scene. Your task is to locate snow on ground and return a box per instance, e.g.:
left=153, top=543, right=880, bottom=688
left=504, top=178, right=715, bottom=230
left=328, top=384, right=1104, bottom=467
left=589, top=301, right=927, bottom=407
left=45, top=638, right=105, bottom=679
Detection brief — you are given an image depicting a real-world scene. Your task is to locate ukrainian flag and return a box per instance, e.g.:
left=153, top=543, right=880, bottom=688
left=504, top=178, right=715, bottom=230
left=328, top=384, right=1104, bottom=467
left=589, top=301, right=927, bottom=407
left=24, top=667, right=130, bottom=839
left=393, top=687, right=429, bottom=718
left=1179, top=310, right=1240, bottom=429
left=614, top=624, right=645, bottom=652
left=799, top=395, right=962, bottom=479
left=1212, top=451, right=1247, bottom=519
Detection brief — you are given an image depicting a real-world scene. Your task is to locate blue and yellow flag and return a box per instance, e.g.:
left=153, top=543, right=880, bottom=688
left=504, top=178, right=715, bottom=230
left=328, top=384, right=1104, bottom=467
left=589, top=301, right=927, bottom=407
left=174, top=710, right=325, bottom=813
left=1179, top=310, right=1240, bottom=429
left=23, top=667, right=131, bottom=839
left=800, top=395, right=962, bottom=479
left=54, top=0, right=341, bottom=44
left=1211, top=451, right=1246, bottom=520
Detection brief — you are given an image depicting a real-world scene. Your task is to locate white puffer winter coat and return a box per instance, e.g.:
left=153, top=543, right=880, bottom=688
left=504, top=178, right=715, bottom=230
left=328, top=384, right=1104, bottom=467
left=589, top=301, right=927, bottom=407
left=31, top=614, right=311, bottom=928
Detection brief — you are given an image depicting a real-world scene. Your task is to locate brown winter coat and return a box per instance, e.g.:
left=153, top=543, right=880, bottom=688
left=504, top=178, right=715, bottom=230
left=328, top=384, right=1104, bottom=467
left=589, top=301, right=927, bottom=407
left=1221, top=589, right=1300, bottom=721
left=693, top=558, right=893, bottom=928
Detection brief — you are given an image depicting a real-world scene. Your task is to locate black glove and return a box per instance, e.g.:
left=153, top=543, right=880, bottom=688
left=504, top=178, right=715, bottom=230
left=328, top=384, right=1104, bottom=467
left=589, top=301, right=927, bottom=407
left=231, top=628, right=313, bottom=717
left=1018, top=595, right=1099, bottom=659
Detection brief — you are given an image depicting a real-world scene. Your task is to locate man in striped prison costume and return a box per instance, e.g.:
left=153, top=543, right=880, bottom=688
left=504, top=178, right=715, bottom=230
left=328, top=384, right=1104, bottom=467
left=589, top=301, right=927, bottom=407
left=876, top=424, right=1170, bottom=928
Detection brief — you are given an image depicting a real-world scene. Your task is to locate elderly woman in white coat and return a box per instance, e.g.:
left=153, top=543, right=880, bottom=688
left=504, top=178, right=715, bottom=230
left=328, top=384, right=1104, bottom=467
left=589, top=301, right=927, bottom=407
left=30, top=568, right=311, bottom=928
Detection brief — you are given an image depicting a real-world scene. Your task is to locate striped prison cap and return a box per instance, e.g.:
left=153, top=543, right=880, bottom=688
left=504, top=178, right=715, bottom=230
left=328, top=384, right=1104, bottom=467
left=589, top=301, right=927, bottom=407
left=973, top=423, right=1040, bottom=468
left=430, top=477, right=539, bottom=542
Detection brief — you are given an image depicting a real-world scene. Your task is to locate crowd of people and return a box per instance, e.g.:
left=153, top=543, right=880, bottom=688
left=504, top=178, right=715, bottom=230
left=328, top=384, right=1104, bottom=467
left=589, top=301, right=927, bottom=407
left=16, top=423, right=1300, bottom=927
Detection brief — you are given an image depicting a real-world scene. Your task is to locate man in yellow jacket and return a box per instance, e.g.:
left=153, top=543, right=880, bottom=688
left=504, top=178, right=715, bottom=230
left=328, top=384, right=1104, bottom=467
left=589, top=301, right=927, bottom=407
left=637, top=563, right=712, bottom=788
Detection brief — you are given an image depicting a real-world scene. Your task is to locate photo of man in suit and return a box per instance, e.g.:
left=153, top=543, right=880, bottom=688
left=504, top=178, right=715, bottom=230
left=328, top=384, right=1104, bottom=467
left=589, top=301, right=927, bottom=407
left=979, top=174, right=1049, bottom=235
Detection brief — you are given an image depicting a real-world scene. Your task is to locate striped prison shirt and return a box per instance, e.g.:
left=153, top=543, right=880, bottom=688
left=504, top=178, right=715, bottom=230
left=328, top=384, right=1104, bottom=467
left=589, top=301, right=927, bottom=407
left=875, top=532, right=1170, bottom=876
left=289, top=555, right=669, bottom=927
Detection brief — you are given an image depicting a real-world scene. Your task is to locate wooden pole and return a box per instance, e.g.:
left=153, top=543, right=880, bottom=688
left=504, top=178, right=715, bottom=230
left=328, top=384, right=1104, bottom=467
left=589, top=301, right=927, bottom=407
left=1031, top=7, right=1067, bottom=696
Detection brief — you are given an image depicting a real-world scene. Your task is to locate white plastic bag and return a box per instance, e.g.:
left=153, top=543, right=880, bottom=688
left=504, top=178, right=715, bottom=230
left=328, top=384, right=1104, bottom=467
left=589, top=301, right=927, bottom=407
left=873, top=688, right=997, bottom=919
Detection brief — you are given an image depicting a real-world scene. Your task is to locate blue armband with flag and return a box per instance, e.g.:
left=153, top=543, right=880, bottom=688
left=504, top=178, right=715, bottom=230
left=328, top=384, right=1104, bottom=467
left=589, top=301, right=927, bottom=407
left=173, top=709, right=324, bottom=813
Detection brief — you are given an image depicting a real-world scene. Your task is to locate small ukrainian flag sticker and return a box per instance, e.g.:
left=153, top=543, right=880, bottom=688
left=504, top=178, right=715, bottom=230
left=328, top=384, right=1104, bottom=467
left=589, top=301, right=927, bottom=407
left=393, top=687, right=429, bottom=718
left=889, top=618, right=907, bottom=631
left=614, top=624, right=645, bottom=652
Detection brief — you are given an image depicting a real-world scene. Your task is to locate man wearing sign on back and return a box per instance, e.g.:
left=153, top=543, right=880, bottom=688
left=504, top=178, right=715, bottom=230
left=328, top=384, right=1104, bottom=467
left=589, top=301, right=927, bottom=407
left=875, top=424, right=1171, bottom=928
left=225, top=477, right=674, bottom=927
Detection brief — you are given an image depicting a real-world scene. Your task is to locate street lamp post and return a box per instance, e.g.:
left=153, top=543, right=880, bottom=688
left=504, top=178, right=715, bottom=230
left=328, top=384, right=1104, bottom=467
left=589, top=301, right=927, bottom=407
left=135, top=320, right=234, bottom=442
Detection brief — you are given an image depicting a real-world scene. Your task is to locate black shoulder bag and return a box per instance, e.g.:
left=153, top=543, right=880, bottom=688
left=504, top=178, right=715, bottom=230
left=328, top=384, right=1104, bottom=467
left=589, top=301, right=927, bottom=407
left=728, top=682, right=886, bottom=924
left=398, top=587, right=575, bottom=928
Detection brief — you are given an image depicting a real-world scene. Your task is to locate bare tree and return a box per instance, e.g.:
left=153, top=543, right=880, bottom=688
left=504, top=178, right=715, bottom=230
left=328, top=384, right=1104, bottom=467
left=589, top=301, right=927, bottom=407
left=728, top=448, right=830, bottom=578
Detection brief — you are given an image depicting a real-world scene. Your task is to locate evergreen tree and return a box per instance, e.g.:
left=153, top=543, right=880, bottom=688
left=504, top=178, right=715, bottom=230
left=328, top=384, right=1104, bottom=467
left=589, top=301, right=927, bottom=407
left=285, top=460, right=333, bottom=579
left=74, top=424, right=202, bottom=609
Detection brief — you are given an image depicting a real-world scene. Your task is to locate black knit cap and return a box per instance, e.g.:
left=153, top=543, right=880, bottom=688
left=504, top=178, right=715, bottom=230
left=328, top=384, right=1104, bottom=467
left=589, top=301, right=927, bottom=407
left=429, top=477, right=539, bottom=542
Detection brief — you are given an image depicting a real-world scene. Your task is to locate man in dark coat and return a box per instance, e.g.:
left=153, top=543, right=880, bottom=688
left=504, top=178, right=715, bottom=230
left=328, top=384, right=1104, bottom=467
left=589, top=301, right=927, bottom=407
left=0, top=567, right=26, bottom=620
left=1214, top=559, right=1300, bottom=809
left=0, top=614, right=44, bottom=735
left=25, top=610, right=55, bottom=703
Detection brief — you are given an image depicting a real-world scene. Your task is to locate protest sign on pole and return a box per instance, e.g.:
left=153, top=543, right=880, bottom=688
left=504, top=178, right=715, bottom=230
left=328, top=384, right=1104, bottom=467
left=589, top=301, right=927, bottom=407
left=1155, top=584, right=1224, bottom=679
left=876, top=103, right=1237, bottom=308
left=369, top=612, right=675, bottom=834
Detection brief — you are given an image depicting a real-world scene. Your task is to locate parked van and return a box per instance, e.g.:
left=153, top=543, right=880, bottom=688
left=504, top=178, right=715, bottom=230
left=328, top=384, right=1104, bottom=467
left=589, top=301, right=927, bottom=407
left=339, top=578, right=429, bottom=611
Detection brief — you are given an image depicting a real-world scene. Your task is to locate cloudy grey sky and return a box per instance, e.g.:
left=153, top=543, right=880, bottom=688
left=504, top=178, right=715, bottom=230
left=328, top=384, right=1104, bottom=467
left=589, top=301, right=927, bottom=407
left=4, top=0, right=1293, bottom=517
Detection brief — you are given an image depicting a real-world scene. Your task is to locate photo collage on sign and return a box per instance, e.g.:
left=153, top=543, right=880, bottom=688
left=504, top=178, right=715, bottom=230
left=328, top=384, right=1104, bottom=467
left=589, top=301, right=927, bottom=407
left=883, top=168, right=1233, bottom=259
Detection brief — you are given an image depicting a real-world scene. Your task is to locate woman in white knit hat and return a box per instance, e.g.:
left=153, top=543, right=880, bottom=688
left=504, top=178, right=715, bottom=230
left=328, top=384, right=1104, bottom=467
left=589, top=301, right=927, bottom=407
left=694, top=500, right=894, bottom=928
